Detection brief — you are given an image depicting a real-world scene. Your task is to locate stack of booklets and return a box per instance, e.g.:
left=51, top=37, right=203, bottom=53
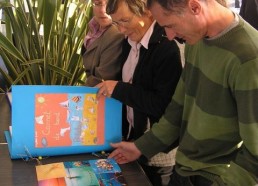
left=36, top=158, right=127, bottom=186
left=4, top=85, right=122, bottom=159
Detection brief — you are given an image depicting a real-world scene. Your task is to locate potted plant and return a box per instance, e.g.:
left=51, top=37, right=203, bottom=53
left=0, top=0, right=92, bottom=92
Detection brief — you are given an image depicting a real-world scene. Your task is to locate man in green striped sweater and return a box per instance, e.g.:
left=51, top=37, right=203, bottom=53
left=108, top=0, right=258, bottom=185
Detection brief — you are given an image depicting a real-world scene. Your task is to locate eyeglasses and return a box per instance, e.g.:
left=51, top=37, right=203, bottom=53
left=92, top=2, right=106, bottom=8
left=112, top=15, right=135, bottom=28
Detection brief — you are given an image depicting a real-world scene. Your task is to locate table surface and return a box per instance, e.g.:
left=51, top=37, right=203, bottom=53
left=0, top=93, right=152, bottom=186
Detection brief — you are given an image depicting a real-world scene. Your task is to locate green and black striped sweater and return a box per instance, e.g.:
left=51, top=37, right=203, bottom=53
left=135, top=16, right=258, bottom=185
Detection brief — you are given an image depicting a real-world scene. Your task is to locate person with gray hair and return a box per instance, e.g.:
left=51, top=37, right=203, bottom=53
left=96, top=0, right=182, bottom=185
left=107, top=0, right=258, bottom=185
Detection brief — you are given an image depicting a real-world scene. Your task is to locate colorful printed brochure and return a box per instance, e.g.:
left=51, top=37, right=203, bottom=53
left=36, top=159, right=127, bottom=186
left=5, top=85, right=122, bottom=159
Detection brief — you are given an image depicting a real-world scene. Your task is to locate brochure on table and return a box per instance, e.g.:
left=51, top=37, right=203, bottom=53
left=4, top=85, right=122, bottom=159
left=36, top=158, right=127, bottom=186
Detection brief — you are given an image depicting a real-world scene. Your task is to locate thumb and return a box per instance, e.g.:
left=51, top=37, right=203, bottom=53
left=110, top=142, right=122, bottom=149
left=95, top=82, right=103, bottom=88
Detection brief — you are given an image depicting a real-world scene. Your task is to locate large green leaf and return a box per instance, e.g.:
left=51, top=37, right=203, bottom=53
left=0, top=0, right=92, bottom=92
left=0, top=32, right=26, bottom=62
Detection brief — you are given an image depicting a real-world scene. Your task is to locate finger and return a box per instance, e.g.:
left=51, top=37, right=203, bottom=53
left=117, top=154, right=130, bottom=164
left=105, top=81, right=117, bottom=96
left=96, top=86, right=106, bottom=99
left=110, top=142, right=122, bottom=148
left=108, top=149, right=120, bottom=159
left=95, top=82, right=103, bottom=88
left=116, top=157, right=129, bottom=164
left=96, top=91, right=102, bottom=99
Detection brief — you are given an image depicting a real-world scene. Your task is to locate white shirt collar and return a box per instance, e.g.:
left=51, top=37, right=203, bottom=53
left=128, top=20, right=156, bottom=50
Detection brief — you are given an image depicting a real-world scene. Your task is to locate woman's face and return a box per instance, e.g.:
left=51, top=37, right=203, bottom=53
left=110, top=1, right=153, bottom=42
left=93, top=0, right=112, bottom=28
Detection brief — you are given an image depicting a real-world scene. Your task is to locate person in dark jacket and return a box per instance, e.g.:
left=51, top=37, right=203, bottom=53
left=240, top=0, right=258, bottom=30
left=96, top=0, right=182, bottom=185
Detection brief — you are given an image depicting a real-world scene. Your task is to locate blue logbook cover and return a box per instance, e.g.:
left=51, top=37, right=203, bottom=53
left=5, top=85, right=122, bottom=159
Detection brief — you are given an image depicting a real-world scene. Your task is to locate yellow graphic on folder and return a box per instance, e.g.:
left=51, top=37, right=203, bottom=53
left=82, top=94, right=104, bottom=145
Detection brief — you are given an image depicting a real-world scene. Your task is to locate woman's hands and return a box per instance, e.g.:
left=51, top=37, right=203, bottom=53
left=96, top=80, right=118, bottom=98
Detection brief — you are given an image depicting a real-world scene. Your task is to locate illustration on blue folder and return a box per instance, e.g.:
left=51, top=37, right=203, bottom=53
left=35, top=93, right=105, bottom=148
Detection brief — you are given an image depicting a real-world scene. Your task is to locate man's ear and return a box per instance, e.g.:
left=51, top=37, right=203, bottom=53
left=188, top=0, right=201, bottom=14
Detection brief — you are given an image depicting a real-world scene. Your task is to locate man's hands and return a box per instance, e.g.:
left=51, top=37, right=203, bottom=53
left=108, top=142, right=142, bottom=164
left=96, top=80, right=118, bottom=98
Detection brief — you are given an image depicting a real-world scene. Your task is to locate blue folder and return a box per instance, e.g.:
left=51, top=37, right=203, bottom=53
left=5, top=85, right=122, bottom=159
